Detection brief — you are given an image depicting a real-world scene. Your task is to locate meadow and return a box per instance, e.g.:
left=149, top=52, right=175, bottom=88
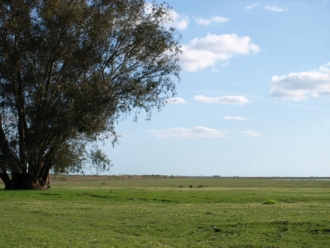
left=1, top=177, right=330, bottom=247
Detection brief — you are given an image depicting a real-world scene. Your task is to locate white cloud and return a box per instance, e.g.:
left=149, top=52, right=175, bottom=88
left=264, top=5, right=288, bottom=12
left=148, top=126, right=226, bottom=138
left=240, top=130, right=260, bottom=136
left=245, top=3, right=260, bottom=12
left=169, top=9, right=189, bottom=30
left=194, top=16, right=229, bottom=26
left=245, top=3, right=288, bottom=12
left=193, top=95, right=250, bottom=105
left=270, top=63, right=330, bottom=101
left=166, top=97, right=187, bottom=104
left=181, top=33, right=260, bottom=72
left=145, top=3, right=189, bottom=30
left=224, top=116, right=250, bottom=121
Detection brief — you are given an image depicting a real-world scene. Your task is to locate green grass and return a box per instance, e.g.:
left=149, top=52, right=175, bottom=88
left=1, top=178, right=330, bottom=247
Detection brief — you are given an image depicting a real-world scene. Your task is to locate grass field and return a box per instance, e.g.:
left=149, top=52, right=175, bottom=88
left=1, top=177, right=330, bottom=247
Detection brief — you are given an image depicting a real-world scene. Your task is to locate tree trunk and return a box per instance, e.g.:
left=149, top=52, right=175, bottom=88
left=5, top=173, right=50, bottom=190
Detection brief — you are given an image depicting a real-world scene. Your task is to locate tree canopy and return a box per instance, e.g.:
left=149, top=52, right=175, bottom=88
left=0, top=0, right=181, bottom=189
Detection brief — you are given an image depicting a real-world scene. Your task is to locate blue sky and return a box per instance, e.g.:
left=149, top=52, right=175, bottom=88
left=101, top=0, right=330, bottom=176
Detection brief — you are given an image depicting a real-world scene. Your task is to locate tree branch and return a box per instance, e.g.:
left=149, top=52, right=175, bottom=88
left=0, top=115, right=20, bottom=170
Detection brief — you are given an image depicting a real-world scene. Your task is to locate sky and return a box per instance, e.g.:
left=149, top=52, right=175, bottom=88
left=100, top=0, right=330, bottom=177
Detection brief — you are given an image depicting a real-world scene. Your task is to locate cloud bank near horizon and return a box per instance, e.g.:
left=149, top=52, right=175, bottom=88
left=148, top=126, right=226, bottom=138
left=194, top=95, right=250, bottom=105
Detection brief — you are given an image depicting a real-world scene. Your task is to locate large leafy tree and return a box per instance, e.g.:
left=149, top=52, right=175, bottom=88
left=0, top=0, right=180, bottom=189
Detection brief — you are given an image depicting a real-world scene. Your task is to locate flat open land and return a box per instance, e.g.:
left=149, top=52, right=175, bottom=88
left=1, top=177, right=330, bottom=247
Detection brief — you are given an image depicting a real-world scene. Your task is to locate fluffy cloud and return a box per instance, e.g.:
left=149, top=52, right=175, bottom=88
left=224, top=116, right=249, bottom=121
left=169, top=9, right=189, bottom=30
left=270, top=63, right=330, bottom=101
left=240, top=130, right=260, bottom=136
left=193, top=95, right=250, bottom=105
left=166, top=97, right=187, bottom=104
left=148, top=126, right=226, bottom=138
left=181, top=34, right=260, bottom=72
left=264, top=5, right=288, bottom=12
left=194, top=16, right=229, bottom=26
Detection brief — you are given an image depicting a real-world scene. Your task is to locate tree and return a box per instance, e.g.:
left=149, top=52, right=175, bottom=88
left=0, top=0, right=181, bottom=189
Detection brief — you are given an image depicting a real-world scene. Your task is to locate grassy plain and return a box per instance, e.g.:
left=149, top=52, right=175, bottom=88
left=1, top=177, right=330, bottom=247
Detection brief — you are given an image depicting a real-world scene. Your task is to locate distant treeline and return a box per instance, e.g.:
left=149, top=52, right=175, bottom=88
left=50, top=175, right=330, bottom=182
left=1, top=174, right=329, bottom=184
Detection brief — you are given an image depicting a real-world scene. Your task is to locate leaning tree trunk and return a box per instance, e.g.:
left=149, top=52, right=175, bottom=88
left=5, top=173, right=50, bottom=190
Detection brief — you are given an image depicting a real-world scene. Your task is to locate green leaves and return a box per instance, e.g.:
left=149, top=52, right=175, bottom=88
left=0, top=0, right=180, bottom=187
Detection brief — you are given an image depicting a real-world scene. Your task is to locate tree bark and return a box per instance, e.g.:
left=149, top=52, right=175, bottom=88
left=4, top=173, right=50, bottom=190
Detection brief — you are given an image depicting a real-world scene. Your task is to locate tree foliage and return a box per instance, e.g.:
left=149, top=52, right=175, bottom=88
left=0, top=0, right=181, bottom=189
